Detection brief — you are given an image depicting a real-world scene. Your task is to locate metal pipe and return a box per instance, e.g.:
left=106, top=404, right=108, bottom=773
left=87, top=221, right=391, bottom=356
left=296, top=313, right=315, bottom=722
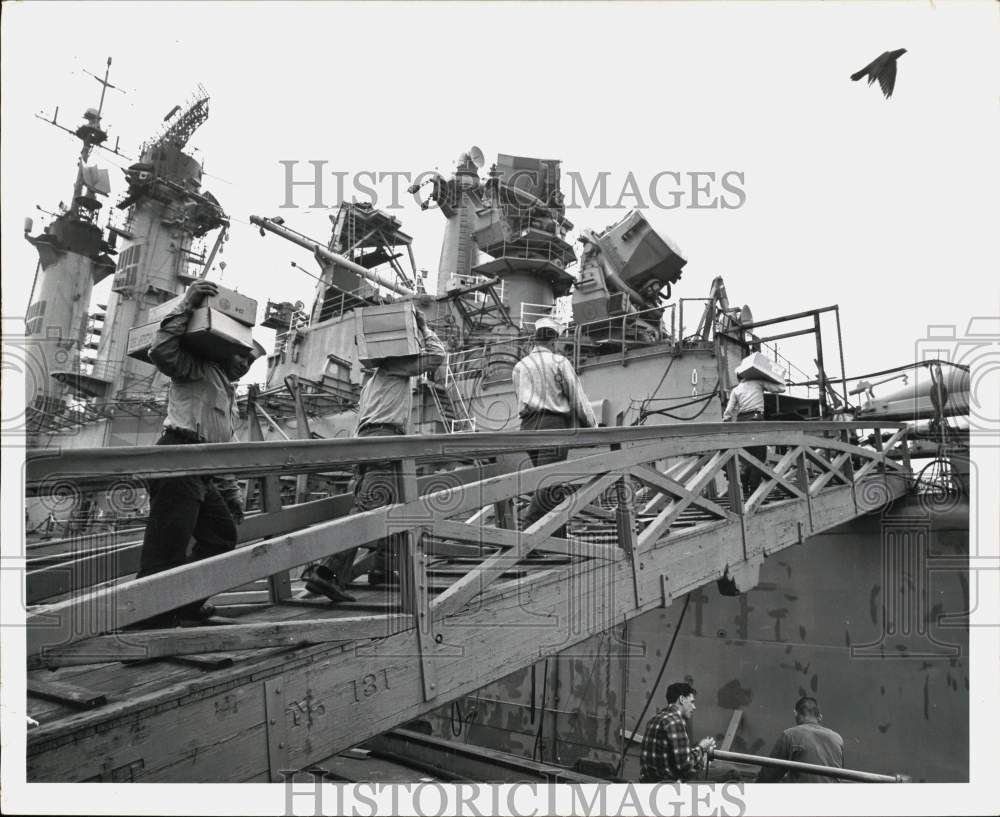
left=250, top=215, right=414, bottom=296
left=709, top=748, right=906, bottom=783
left=835, top=305, right=849, bottom=408
left=738, top=305, right=839, bottom=331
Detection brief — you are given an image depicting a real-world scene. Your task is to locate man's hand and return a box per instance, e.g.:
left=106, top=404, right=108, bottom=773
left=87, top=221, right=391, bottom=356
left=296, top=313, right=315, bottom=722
left=698, top=737, right=717, bottom=752
left=225, top=497, right=245, bottom=525
left=183, top=280, right=219, bottom=309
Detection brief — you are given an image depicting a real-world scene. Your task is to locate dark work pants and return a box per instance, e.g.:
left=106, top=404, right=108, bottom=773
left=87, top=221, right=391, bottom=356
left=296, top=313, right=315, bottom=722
left=321, top=424, right=403, bottom=583
left=737, top=410, right=767, bottom=498
left=137, top=429, right=238, bottom=616
left=520, top=410, right=573, bottom=530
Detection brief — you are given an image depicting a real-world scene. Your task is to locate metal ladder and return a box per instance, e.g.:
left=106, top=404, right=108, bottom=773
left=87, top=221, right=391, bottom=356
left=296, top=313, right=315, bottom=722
left=424, top=354, right=475, bottom=433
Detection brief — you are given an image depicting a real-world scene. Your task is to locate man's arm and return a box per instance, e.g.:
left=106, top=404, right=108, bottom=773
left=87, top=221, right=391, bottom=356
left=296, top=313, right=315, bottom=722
left=148, top=281, right=217, bottom=380
left=559, top=358, right=598, bottom=428
left=755, top=734, right=790, bottom=782
left=664, top=717, right=703, bottom=779
left=213, top=474, right=245, bottom=524
left=722, top=387, right=740, bottom=422
left=762, top=380, right=786, bottom=394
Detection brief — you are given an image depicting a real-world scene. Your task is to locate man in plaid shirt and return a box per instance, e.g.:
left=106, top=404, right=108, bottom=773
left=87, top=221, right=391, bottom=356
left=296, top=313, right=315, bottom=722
left=640, top=682, right=717, bottom=782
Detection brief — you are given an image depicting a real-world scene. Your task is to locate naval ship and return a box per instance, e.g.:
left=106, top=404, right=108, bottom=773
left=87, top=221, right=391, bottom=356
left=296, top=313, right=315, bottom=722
left=20, top=65, right=970, bottom=784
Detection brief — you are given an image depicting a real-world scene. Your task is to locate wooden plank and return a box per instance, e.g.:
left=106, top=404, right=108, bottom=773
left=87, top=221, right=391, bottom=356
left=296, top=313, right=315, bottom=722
left=168, top=654, right=235, bottom=671
left=853, top=427, right=907, bottom=482
left=27, top=679, right=107, bottom=709
left=809, top=451, right=853, bottom=495
left=32, top=616, right=412, bottom=668
left=430, top=520, right=621, bottom=562
left=31, top=423, right=892, bottom=485
left=637, top=450, right=732, bottom=549
left=264, top=677, right=288, bottom=782
left=742, top=445, right=807, bottom=513
left=431, top=472, right=620, bottom=618
left=721, top=709, right=743, bottom=751
left=640, top=456, right=704, bottom=515
left=630, top=463, right=733, bottom=521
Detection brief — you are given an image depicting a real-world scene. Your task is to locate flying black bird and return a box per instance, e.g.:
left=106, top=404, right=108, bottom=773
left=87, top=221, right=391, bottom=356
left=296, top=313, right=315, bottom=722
left=851, top=49, right=907, bottom=98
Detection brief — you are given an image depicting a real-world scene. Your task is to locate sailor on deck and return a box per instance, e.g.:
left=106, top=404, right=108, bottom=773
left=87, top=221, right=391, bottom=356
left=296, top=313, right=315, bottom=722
left=512, top=317, right=598, bottom=533
left=722, top=370, right=786, bottom=497
left=303, top=302, right=446, bottom=603
left=135, top=280, right=264, bottom=627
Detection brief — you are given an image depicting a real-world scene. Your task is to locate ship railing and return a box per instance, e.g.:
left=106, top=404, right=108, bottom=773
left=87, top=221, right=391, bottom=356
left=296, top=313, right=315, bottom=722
left=25, top=420, right=911, bottom=673
left=518, top=302, right=557, bottom=330
left=569, top=304, right=676, bottom=369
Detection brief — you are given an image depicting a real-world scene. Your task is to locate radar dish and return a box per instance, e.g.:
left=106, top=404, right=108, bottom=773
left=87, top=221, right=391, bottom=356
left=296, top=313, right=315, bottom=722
left=468, top=145, right=485, bottom=168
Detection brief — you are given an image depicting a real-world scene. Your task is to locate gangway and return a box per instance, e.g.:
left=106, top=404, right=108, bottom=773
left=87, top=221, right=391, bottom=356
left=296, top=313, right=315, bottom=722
left=23, top=421, right=910, bottom=782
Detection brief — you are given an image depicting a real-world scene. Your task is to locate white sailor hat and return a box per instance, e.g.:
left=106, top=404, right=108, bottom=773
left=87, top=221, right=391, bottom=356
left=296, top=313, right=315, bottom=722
left=533, top=316, right=564, bottom=337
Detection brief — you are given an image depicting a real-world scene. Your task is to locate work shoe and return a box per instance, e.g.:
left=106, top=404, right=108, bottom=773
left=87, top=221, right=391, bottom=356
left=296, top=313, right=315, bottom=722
left=303, top=564, right=356, bottom=603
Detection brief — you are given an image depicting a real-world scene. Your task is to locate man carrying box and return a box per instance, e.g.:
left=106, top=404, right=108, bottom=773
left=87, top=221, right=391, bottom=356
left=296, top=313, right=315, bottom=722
left=303, top=302, right=446, bottom=603
left=133, top=280, right=264, bottom=628
left=722, top=354, right=787, bottom=499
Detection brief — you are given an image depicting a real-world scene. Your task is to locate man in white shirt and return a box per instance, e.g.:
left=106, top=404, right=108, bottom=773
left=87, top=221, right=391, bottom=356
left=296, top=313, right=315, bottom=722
left=512, top=317, right=598, bottom=533
left=722, top=371, right=785, bottom=498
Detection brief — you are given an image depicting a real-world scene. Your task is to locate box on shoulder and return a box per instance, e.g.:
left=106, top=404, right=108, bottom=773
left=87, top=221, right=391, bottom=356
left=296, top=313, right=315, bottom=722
left=735, top=352, right=784, bottom=385
left=148, top=285, right=258, bottom=327
left=128, top=308, right=255, bottom=364
left=126, top=321, right=160, bottom=363
left=356, top=302, right=420, bottom=367
left=182, top=308, right=255, bottom=362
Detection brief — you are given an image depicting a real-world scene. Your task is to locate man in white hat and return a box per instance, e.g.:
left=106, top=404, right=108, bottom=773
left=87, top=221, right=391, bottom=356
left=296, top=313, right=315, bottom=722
left=512, top=316, right=598, bottom=533
left=722, top=358, right=786, bottom=498
left=132, top=279, right=265, bottom=627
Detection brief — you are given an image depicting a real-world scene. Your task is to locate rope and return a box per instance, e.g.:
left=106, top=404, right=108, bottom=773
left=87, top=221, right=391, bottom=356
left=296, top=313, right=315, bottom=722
left=615, top=592, right=692, bottom=777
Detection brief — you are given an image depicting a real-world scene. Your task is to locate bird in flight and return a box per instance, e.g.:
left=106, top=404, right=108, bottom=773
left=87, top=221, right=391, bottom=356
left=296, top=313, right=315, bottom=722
left=851, top=49, right=907, bottom=98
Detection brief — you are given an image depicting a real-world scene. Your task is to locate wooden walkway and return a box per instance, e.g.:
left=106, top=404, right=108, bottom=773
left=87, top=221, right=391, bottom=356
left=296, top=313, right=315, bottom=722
left=24, top=422, right=911, bottom=781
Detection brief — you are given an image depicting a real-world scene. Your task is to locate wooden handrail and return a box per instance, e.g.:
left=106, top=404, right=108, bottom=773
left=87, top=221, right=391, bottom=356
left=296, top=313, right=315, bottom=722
left=27, top=421, right=906, bottom=487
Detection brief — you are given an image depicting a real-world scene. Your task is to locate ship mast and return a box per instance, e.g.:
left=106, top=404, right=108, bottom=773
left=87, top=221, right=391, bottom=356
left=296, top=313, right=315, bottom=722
left=23, top=57, right=124, bottom=441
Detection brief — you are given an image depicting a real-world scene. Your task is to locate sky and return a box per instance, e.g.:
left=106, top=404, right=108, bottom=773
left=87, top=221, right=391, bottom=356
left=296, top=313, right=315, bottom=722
left=2, top=2, right=998, bottom=815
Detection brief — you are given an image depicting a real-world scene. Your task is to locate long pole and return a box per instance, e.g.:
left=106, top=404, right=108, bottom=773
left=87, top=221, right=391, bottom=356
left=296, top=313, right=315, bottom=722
left=834, top=305, right=848, bottom=408
left=709, top=748, right=906, bottom=783
left=250, top=215, right=414, bottom=296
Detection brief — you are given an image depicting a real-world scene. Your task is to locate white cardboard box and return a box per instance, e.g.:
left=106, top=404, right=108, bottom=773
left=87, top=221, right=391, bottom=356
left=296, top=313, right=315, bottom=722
left=148, top=285, right=258, bottom=327
left=127, top=308, right=254, bottom=364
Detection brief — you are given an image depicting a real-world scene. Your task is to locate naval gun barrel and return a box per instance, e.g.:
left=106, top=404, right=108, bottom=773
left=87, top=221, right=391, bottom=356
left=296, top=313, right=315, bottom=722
left=250, top=214, right=414, bottom=297
left=708, top=748, right=907, bottom=783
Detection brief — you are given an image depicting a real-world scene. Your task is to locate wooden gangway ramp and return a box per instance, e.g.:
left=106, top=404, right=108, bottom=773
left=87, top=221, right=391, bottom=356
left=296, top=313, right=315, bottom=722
left=24, top=422, right=910, bottom=781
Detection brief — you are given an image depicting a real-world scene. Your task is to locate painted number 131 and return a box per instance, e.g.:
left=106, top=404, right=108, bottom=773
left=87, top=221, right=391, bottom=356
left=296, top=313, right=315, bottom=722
left=351, top=669, right=390, bottom=702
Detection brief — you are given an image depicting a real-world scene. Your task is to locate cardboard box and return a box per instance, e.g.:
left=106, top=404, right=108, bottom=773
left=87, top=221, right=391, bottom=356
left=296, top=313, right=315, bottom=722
left=736, top=352, right=784, bottom=385
left=182, top=308, right=255, bottom=362
left=127, top=309, right=255, bottom=364
left=148, top=285, right=258, bottom=327
left=126, top=321, right=160, bottom=363
left=356, top=302, right=421, bottom=367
